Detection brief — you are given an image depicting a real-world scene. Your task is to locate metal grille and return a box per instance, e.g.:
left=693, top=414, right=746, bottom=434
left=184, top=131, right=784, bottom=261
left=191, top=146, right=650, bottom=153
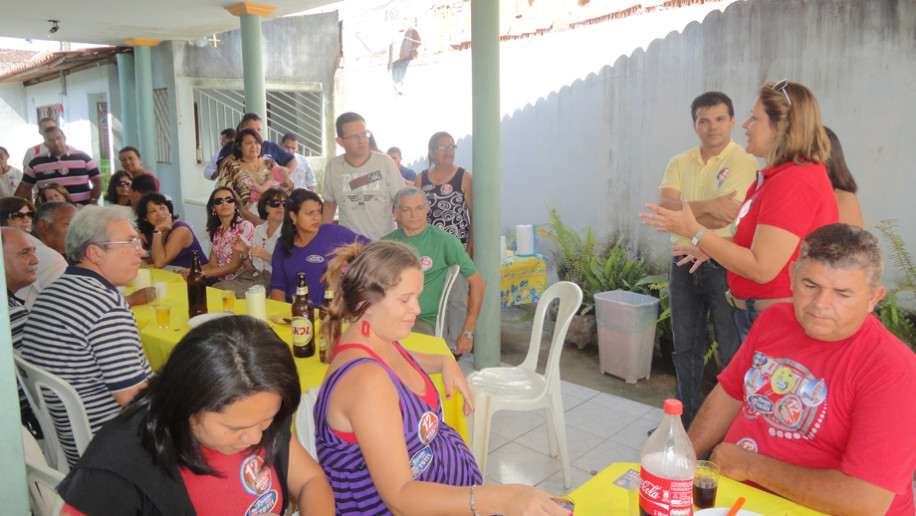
left=193, top=88, right=324, bottom=158
left=153, top=88, right=171, bottom=164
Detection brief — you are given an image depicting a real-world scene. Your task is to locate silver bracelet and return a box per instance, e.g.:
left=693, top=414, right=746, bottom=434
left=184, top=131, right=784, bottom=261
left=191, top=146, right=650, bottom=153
left=469, top=484, right=481, bottom=516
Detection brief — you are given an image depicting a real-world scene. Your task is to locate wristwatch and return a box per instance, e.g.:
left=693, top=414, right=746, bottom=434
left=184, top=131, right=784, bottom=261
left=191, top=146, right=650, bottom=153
left=463, top=329, right=474, bottom=339
left=691, top=228, right=708, bottom=246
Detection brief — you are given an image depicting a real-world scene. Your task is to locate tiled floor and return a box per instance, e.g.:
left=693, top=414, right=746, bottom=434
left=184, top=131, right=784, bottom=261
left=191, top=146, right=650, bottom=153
left=473, top=377, right=662, bottom=496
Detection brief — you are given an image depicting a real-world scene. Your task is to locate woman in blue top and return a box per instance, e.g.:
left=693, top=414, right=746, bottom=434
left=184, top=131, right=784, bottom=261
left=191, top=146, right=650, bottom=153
left=137, top=192, right=208, bottom=271
left=270, top=189, right=368, bottom=306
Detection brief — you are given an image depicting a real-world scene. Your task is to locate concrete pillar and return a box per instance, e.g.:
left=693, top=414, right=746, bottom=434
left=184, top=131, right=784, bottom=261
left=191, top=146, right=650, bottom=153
left=226, top=3, right=277, bottom=117
left=124, top=39, right=162, bottom=175
left=116, top=53, right=138, bottom=147
left=0, top=258, right=28, bottom=513
left=471, top=0, right=501, bottom=370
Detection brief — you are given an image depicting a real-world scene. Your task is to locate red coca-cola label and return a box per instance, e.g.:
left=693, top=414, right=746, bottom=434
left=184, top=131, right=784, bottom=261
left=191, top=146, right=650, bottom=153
left=639, top=467, right=693, bottom=516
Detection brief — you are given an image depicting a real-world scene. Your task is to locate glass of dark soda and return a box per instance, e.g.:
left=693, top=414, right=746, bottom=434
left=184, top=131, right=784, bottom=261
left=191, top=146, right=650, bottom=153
left=693, top=460, right=720, bottom=509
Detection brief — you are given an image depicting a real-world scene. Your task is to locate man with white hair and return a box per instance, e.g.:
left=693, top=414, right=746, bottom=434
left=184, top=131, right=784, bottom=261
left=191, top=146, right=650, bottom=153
left=21, top=205, right=153, bottom=465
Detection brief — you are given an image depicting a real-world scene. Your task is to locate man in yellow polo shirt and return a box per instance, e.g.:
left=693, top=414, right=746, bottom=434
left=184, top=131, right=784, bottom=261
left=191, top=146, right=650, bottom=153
left=657, top=91, right=759, bottom=429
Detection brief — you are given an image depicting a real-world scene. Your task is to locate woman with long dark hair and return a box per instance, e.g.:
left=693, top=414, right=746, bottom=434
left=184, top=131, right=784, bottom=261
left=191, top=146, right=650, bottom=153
left=104, top=170, right=133, bottom=206
left=181, top=187, right=253, bottom=282
left=57, top=315, right=334, bottom=515
left=269, top=188, right=367, bottom=305
left=824, top=126, right=863, bottom=228
left=136, top=192, right=208, bottom=271
left=642, top=80, right=838, bottom=339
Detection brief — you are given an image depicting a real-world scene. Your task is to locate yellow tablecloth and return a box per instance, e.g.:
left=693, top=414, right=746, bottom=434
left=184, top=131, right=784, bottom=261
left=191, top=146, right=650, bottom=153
left=569, top=462, right=827, bottom=515
left=500, top=251, right=548, bottom=307
left=131, top=279, right=469, bottom=443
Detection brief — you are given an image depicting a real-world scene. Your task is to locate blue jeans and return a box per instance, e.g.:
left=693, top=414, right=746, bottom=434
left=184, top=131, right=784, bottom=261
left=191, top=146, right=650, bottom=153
left=669, top=256, right=740, bottom=428
left=733, top=302, right=763, bottom=342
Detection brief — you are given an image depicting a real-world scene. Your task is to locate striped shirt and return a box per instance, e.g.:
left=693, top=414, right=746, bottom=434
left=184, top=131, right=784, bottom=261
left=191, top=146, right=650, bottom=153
left=9, top=291, right=30, bottom=409
left=21, top=266, right=152, bottom=465
left=315, top=343, right=481, bottom=514
left=23, top=146, right=100, bottom=204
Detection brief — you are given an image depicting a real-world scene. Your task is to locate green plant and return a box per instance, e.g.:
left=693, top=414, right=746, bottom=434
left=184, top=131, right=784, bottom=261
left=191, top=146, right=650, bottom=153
left=874, top=220, right=916, bottom=348
left=581, top=237, right=648, bottom=314
left=540, top=206, right=598, bottom=296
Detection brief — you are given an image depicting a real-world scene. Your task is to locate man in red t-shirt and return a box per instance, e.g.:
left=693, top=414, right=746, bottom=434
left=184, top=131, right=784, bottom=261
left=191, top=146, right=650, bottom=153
left=689, top=223, right=916, bottom=516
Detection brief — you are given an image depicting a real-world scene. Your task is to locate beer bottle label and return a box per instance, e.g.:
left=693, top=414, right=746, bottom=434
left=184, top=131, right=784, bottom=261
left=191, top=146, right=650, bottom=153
left=639, top=467, right=693, bottom=516
left=296, top=286, right=307, bottom=297
left=292, top=317, right=313, bottom=345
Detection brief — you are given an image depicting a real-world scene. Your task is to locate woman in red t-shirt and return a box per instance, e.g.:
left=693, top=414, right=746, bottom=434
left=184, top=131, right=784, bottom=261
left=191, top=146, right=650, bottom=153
left=56, top=316, right=334, bottom=516
left=642, top=80, right=838, bottom=339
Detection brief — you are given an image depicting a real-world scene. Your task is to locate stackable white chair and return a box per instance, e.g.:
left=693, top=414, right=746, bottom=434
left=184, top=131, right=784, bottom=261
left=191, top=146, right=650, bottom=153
left=435, top=264, right=462, bottom=339
left=14, top=353, right=93, bottom=472
left=295, top=386, right=322, bottom=461
left=467, top=281, right=582, bottom=488
left=22, top=426, right=65, bottom=516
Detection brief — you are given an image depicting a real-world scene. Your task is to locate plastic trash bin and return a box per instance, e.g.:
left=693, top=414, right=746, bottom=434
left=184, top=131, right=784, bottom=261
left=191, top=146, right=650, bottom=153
left=595, top=290, right=660, bottom=384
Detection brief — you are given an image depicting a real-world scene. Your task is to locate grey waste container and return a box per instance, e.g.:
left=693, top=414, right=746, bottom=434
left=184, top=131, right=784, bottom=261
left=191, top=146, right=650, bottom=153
left=595, top=290, right=660, bottom=384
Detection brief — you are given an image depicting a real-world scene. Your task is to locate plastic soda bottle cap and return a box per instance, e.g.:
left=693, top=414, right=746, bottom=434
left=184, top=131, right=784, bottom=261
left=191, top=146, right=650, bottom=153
left=664, top=399, right=683, bottom=416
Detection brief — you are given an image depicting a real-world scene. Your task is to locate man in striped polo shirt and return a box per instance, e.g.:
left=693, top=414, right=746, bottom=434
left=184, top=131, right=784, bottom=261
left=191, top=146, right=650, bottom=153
left=3, top=227, right=42, bottom=437
left=21, top=205, right=152, bottom=465
left=16, top=126, right=103, bottom=205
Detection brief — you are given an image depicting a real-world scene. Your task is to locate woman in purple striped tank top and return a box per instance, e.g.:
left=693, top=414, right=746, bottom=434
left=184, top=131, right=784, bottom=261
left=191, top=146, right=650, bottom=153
left=314, top=241, right=571, bottom=516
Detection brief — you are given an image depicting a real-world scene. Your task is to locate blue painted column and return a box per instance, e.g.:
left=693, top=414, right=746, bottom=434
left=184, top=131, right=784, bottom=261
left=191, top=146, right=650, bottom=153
left=226, top=3, right=277, bottom=117
left=116, top=52, right=138, bottom=147
left=125, top=39, right=161, bottom=175
left=471, top=0, right=502, bottom=369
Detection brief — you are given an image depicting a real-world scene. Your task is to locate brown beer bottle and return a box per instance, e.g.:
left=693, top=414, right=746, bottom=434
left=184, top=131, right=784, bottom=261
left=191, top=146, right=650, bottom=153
left=318, top=288, right=334, bottom=363
left=292, top=273, right=315, bottom=358
left=187, top=250, right=208, bottom=318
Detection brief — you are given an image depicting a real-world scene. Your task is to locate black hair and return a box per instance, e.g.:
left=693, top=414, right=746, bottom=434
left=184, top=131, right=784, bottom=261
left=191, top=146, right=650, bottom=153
left=232, top=128, right=263, bottom=160
left=279, top=189, right=322, bottom=256
left=131, top=174, right=158, bottom=196
left=104, top=170, right=133, bottom=204
left=135, top=192, right=176, bottom=234
left=206, top=187, right=243, bottom=241
left=257, top=187, right=289, bottom=220
left=235, top=113, right=261, bottom=132
left=119, top=146, right=141, bottom=159
left=280, top=132, right=297, bottom=144
left=0, top=196, right=35, bottom=226
left=128, top=315, right=300, bottom=476
left=335, top=112, right=365, bottom=138
left=220, top=128, right=237, bottom=140
left=690, top=91, right=735, bottom=123
left=824, top=127, right=858, bottom=194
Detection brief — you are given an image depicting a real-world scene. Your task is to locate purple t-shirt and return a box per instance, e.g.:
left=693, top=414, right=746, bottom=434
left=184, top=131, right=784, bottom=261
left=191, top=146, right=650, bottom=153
left=270, top=224, right=368, bottom=306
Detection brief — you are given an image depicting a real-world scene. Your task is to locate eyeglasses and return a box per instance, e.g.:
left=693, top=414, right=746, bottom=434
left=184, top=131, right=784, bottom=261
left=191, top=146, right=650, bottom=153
left=434, top=144, right=457, bottom=151
left=267, top=199, right=287, bottom=208
left=6, top=211, right=35, bottom=220
left=94, top=236, right=143, bottom=250
left=116, top=181, right=131, bottom=187
left=212, top=196, right=236, bottom=206
left=341, top=130, right=371, bottom=142
left=773, top=79, right=792, bottom=106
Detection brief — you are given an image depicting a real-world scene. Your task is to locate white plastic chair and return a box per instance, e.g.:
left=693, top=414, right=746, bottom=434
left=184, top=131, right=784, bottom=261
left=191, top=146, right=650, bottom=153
left=467, top=281, right=582, bottom=488
left=294, top=386, right=322, bottom=461
left=435, top=264, right=462, bottom=339
left=22, top=426, right=65, bottom=516
left=14, top=353, right=93, bottom=473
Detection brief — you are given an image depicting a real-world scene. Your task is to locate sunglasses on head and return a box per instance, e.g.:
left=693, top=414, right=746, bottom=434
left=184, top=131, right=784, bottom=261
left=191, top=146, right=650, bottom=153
left=116, top=180, right=131, bottom=187
left=266, top=199, right=287, bottom=208
left=7, top=211, right=35, bottom=220
left=773, top=79, right=792, bottom=106
left=212, top=196, right=236, bottom=206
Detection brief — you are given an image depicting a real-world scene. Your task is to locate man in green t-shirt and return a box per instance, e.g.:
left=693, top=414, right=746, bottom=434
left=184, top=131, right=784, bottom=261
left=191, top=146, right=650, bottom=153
left=382, top=187, right=484, bottom=354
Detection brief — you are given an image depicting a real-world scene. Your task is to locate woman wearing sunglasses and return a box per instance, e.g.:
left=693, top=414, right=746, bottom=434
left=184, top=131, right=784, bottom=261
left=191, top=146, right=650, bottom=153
left=270, top=189, right=368, bottom=306
left=0, top=196, right=36, bottom=233
left=136, top=192, right=208, bottom=272
left=103, top=170, right=133, bottom=206
left=213, top=188, right=288, bottom=297
left=642, top=80, right=838, bottom=340
left=181, top=187, right=254, bottom=283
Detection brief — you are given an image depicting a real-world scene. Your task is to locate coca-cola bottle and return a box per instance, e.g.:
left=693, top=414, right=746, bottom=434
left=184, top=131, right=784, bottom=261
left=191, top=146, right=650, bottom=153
left=186, top=250, right=208, bottom=318
left=639, top=399, right=696, bottom=516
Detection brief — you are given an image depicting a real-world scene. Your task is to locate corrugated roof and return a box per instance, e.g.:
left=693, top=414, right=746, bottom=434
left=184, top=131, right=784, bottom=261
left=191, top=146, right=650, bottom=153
left=0, top=49, right=41, bottom=72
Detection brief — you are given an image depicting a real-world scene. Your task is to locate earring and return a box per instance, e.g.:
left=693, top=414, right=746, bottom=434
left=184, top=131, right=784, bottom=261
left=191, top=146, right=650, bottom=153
left=361, top=320, right=370, bottom=337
